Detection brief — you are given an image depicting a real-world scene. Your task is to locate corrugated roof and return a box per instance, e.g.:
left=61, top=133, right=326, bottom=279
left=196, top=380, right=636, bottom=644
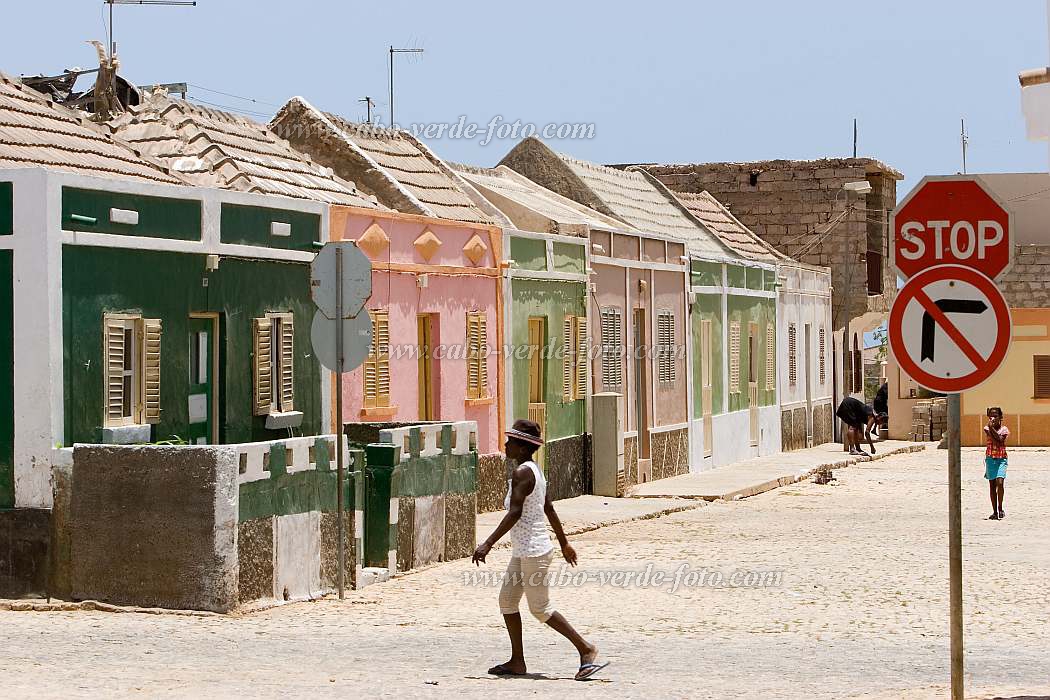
left=269, top=97, right=493, bottom=224
left=109, top=93, right=382, bottom=207
left=674, top=191, right=785, bottom=262
left=452, top=163, right=633, bottom=233
left=0, top=72, right=181, bottom=184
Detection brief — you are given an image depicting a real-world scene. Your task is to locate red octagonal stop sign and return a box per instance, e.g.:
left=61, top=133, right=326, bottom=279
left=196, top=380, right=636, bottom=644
left=891, top=175, right=1014, bottom=281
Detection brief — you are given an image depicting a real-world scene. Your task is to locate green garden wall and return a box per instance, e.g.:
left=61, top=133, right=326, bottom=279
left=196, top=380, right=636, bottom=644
left=509, top=278, right=586, bottom=441
left=62, top=246, right=321, bottom=445
left=726, top=295, right=776, bottom=413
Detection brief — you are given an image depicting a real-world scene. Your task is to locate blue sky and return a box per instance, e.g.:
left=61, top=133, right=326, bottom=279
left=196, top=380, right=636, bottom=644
left=3, top=1, right=1048, bottom=196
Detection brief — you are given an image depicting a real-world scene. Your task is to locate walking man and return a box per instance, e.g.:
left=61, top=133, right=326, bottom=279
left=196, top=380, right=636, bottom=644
left=472, top=419, right=607, bottom=681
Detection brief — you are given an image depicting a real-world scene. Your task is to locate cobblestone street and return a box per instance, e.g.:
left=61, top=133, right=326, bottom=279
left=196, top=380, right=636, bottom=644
left=3, top=447, right=1048, bottom=699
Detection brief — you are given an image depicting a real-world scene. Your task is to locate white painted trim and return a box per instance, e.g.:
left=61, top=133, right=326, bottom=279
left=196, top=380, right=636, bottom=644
left=591, top=253, right=686, bottom=273
left=649, top=422, right=689, bottom=433
left=61, top=230, right=316, bottom=263
left=690, top=285, right=725, bottom=295
left=508, top=269, right=588, bottom=283
left=508, top=228, right=589, bottom=246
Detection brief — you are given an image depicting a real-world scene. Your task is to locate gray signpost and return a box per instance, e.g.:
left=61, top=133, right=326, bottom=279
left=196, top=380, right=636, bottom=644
left=310, top=241, right=373, bottom=598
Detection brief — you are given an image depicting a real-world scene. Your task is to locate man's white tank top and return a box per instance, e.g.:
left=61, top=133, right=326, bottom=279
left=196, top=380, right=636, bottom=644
left=504, top=460, right=553, bottom=558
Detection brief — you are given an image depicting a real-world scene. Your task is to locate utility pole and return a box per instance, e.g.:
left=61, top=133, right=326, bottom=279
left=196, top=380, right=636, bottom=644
left=104, top=0, right=197, bottom=59
left=388, top=45, right=424, bottom=128
left=853, top=118, right=858, bottom=158
left=961, top=118, right=969, bottom=174
left=359, top=96, right=375, bottom=123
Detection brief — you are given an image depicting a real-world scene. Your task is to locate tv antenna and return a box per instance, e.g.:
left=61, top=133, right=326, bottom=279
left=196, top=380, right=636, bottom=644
left=388, top=45, right=424, bottom=128
left=104, top=0, right=197, bottom=59
left=359, top=96, right=375, bottom=123
left=960, top=118, right=969, bottom=174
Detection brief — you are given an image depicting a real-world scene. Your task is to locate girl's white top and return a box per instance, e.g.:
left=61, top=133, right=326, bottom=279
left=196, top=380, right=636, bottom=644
left=504, top=460, right=553, bottom=558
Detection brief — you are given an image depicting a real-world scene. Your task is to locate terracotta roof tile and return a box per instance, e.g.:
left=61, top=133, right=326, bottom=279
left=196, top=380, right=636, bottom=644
left=109, top=94, right=383, bottom=207
left=674, top=191, right=785, bottom=262
left=0, top=72, right=181, bottom=184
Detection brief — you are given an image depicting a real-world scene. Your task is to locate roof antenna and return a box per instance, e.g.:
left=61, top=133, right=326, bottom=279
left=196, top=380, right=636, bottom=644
left=960, top=118, right=969, bottom=174
left=105, top=0, right=197, bottom=60
left=388, top=44, right=424, bottom=128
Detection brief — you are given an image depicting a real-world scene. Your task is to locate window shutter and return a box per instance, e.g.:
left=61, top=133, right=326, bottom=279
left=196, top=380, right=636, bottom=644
left=766, top=324, right=776, bottom=391
left=1034, top=355, right=1050, bottom=398
left=818, top=327, right=826, bottom=385
left=364, top=312, right=379, bottom=407
left=252, top=317, right=273, bottom=416
left=104, top=316, right=126, bottom=425
left=143, top=318, right=162, bottom=424
left=375, top=311, right=391, bottom=405
left=788, top=323, right=797, bottom=386
left=466, top=311, right=487, bottom=399
left=657, top=311, right=675, bottom=383
left=562, top=316, right=574, bottom=402
left=279, top=315, right=294, bottom=411
left=600, top=307, right=622, bottom=389
left=574, top=315, right=588, bottom=400
left=729, top=321, right=741, bottom=394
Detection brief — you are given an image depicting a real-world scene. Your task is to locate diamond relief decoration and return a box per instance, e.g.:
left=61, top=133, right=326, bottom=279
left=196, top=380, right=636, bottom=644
left=413, top=228, right=443, bottom=262
left=356, top=221, right=389, bottom=258
left=463, top=233, right=488, bottom=266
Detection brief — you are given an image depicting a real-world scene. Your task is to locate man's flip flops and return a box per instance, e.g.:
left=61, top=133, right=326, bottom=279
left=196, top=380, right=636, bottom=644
left=575, top=661, right=609, bottom=681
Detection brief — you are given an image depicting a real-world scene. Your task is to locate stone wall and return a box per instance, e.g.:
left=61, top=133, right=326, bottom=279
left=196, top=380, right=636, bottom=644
left=0, top=508, right=49, bottom=598
left=650, top=428, right=689, bottom=481
left=475, top=453, right=506, bottom=514
left=546, top=434, right=590, bottom=502
left=642, top=158, right=900, bottom=329
left=623, top=435, right=639, bottom=489
left=1000, top=245, right=1050, bottom=307
left=69, top=445, right=239, bottom=613
left=781, top=401, right=835, bottom=450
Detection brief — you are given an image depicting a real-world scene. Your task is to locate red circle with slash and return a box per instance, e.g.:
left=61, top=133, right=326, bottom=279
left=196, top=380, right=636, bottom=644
left=889, top=264, right=1012, bottom=393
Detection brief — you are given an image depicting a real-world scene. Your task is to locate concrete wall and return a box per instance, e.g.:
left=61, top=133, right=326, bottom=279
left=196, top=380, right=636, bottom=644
left=331, top=208, right=502, bottom=455
left=0, top=508, right=50, bottom=598
left=69, top=445, right=239, bottom=612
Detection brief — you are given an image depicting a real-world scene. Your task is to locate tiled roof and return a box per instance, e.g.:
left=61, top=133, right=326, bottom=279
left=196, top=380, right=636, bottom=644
left=452, top=163, right=633, bottom=233
left=0, top=72, right=180, bottom=184
left=270, top=98, right=494, bottom=224
left=674, top=191, right=785, bottom=262
left=109, top=93, right=382, bottom=207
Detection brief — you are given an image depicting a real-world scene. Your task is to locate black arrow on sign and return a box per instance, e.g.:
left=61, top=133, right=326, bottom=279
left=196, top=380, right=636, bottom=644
left=921, top=299, right=988, bottom=361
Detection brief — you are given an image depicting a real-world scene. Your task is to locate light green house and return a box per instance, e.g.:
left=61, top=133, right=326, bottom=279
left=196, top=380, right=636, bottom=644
left=452, top=164, right=602, bottom=501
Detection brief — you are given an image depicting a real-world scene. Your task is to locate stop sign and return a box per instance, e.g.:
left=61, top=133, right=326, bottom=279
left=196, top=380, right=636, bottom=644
left=891, top=175, right=1014, bottom=281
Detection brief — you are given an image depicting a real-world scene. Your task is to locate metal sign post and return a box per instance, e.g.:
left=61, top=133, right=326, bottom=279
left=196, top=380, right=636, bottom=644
left=890, top=174, right=1018, bottom=700
left=947, top=392, right=963, bottom=700
left=310, top=240, right=373, bottom=600
left=335, top=245, right=345, bottom=600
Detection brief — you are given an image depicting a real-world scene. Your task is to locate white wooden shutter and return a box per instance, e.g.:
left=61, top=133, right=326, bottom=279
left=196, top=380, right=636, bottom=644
left=657, top=311, right=675, bottom=384
left=252, top=317, right=273, bottom=415
left=765, top=323, right=776, bottom=391
left=279, top=315, right=294, bottom=411
left=729, top=321, right=741, bottom=394
left=562, top=316, right=574, bottom=402
left=600, top=308, right=622, bottom=388
left=104, top=316, right=126, bottom=425
left=143, top=318, right=162, bottom=424
left=574, top=315, right=588, bottom=400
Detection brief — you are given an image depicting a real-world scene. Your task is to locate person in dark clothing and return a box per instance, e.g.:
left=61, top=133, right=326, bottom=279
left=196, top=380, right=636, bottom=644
left=874, top=382, right=889, bottom=417
left=836, top=396, right=883, bottom=456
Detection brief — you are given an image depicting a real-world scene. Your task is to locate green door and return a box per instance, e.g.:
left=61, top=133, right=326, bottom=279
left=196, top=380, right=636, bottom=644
left=187, top=316, right=216, bottom=444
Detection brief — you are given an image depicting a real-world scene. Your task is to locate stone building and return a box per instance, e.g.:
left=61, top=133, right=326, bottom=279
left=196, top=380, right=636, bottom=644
left=632, top=158, right=903, bottom=404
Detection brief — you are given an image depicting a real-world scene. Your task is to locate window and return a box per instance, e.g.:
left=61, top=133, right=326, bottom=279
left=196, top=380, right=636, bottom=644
left=748, top=323, right=759, bottom=384
left=1035, top=355, right=1050, bottom=398
left=818, top=327, right=826, bottom=385
left=253, top=313, right=294, bottom=415
left=656, top=311, right=676, bottom=384
left=600, top=307, right=623, bottom=389
left=701, top=319, right=713, bottom=389
left=729, top=321, right=741, bottom=393
left=104, top=314, right=162, bottom=427
left=466, top=311, right=489, bottom=399
left=561, top=315, right=588, bottom=402
left=788, top=324, right=797, bottom=386
left=362, top=310, right=391, bottom=408
left=766, top=324, right=777, bottom=391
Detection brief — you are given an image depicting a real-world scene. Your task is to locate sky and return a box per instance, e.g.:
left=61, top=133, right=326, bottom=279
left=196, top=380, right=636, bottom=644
left=3, top=0, right=1048, bottom=197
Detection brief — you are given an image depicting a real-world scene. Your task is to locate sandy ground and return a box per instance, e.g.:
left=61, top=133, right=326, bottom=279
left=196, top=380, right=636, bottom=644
left=2, top=447, right=1048, bottom=699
